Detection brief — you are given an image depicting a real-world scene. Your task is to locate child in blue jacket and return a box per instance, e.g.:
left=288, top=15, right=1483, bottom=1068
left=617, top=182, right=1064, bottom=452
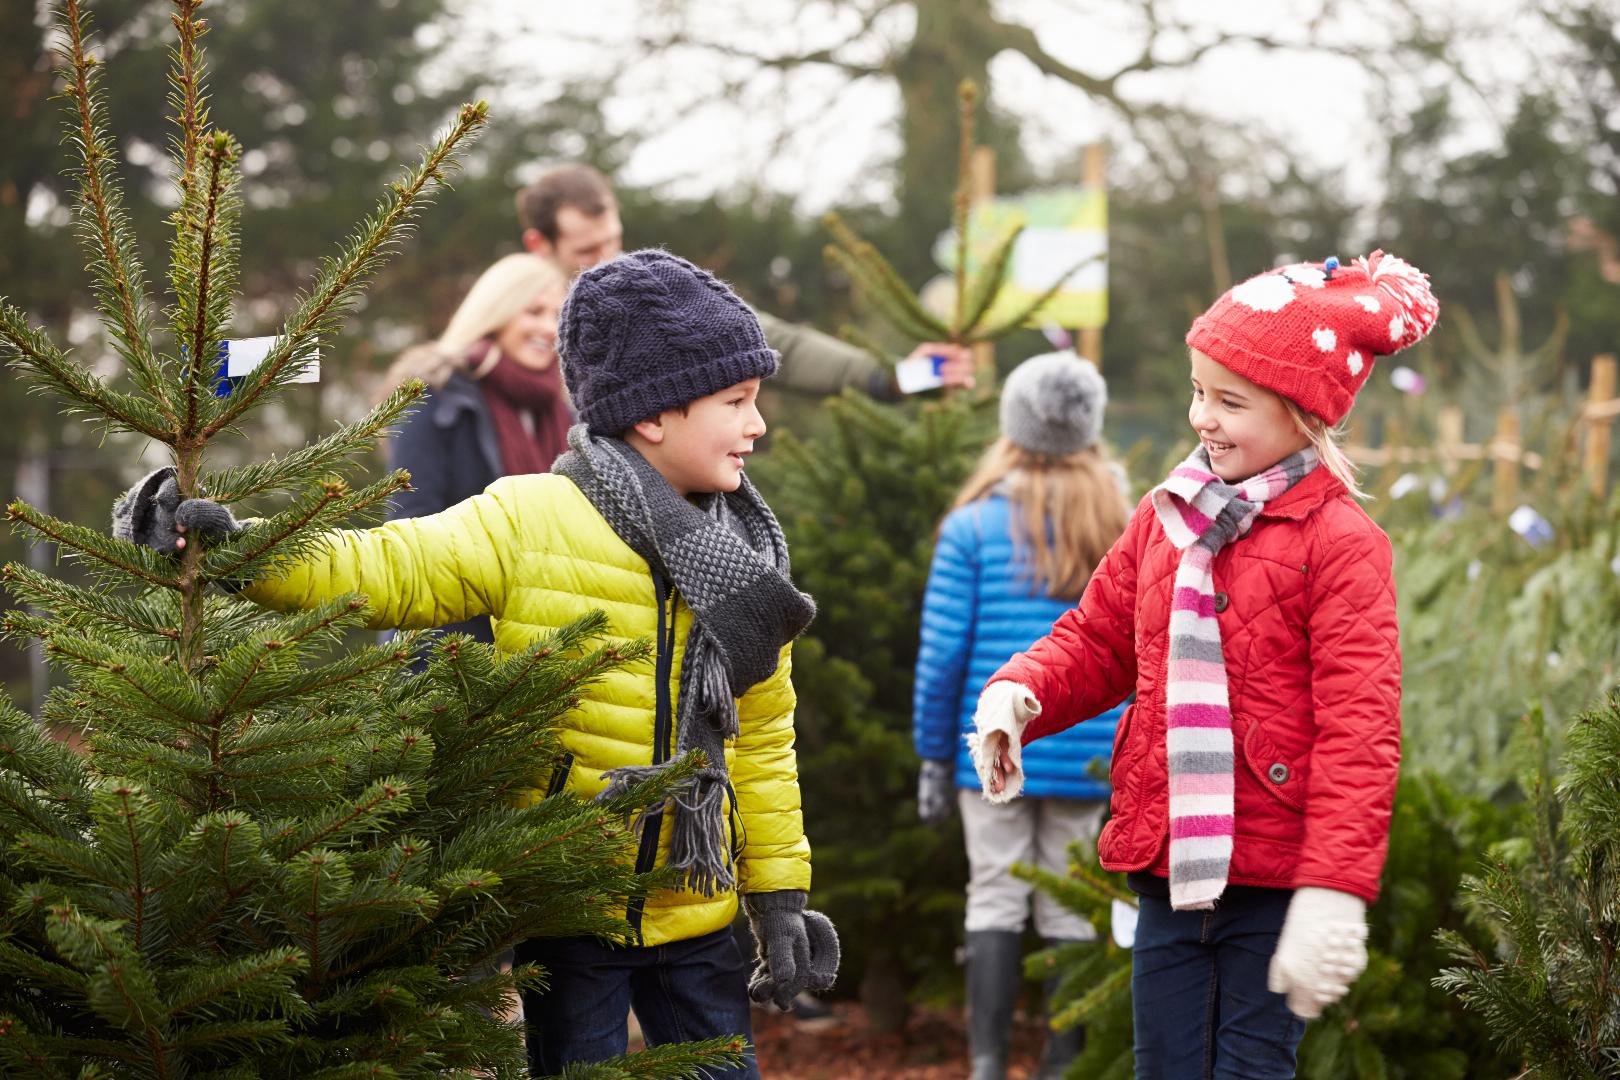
left=912, top=351, right=1131, bottom=1080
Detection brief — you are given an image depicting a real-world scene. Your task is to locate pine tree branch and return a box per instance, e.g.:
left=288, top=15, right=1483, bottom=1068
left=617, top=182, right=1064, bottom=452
left=823, top=246, right=946, bottom=344
left=38, top=634, right=208, bottom=731
left=969, top=252, right=1104, bottom=342
left=166, top=1, right=207, bottom=187
left=206, top=598, right=372, bottom=726
left=175, top=134, right=239, bottom=436
left=5, top=501, right=182, bottom=590
left=271, top=781, right=414, bottom=860
left=203, top=381, right=427, bottom=502
left=1, top=564, right=181, bottom=643
left=164, top=949, right=306, bottom=1021
left=206, top=101, right=489, bottom=436
left=0, top=1013, right=78, bottom=1079
left=958, top=222, right=1023, bottom=336
left=824, top=215, right=951, bottom=339
left=275, top=645, right=416, bottom=703
left=0, top=303, right=170, bottom=441
left=200, top=473, right=412, bottom=587
left=56, top=0, right=171, bottom=417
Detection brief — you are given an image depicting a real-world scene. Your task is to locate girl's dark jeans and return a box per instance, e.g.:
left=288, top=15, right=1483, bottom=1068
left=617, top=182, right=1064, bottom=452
left=1131, top=880, right=1307, bottom=1079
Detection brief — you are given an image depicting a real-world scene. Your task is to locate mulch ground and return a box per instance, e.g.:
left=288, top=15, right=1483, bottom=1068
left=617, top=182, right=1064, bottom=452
left=750, top=1001, right=1051, bottom=1079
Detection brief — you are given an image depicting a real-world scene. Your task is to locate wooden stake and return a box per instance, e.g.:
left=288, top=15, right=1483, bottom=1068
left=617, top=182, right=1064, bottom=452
left=1492, top=407, right=1520, bottom=514
left=970, top=146, right=996, bottom=386
left=1076, top=142, right=1106, bottom=367
left=1585, top=354, right=1617, bottom=498
left=1437, top=406, right=1464, bottom=476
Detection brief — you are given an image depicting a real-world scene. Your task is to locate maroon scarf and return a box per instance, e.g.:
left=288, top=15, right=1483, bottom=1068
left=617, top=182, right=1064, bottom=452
left=465, top=340, right=573, bottom=475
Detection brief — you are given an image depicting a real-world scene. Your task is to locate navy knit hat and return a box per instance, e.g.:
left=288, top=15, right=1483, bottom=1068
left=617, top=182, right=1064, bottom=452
left=999, top=350, right=1107, bottom=457
left=557, top=250, right=780, bottom=435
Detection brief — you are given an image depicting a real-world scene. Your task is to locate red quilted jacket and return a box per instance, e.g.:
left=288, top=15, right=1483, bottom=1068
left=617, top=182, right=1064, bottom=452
left=992, top=466, right=1400, bottom=903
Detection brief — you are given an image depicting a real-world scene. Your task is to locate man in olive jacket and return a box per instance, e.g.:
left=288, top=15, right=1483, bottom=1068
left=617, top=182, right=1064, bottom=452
left=517, top=163, right=974, bottom=399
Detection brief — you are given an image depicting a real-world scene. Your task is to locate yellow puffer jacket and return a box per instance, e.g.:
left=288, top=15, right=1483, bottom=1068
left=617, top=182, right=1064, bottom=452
left=243, top=473, right=811, bottom=947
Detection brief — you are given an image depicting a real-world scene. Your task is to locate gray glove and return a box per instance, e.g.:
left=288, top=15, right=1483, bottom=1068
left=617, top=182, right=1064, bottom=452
left=743, top=891, right=839, bottom=1010
left=917, top=759, right=954, bottom=826
left=112, top=466, right=244, bottom=555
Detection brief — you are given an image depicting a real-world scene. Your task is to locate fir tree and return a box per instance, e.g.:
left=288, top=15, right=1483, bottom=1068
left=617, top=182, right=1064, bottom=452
left=758, top=78, right=1089, bottom=1031
left=0, top=2, right=740, bottom=1076
left=821, top=80, right=1094, bottom=370
left=754, top=391, right=992, bottom=1031
left=1017, top=772, right=1526, bottom=1080
left=1012, top=846, right=1135, bottom=1080
left=1436, top=700, right=1620, bottom=1079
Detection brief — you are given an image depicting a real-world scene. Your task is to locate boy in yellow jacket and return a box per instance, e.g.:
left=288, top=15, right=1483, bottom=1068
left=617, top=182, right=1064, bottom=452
left=117, top=250, right=837, bottom=1077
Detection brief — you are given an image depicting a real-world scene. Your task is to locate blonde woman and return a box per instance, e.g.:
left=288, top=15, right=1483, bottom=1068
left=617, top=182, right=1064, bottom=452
left=383, top=252, right=571, bottom=644
left=911, top=351, right=1131, bottom=1080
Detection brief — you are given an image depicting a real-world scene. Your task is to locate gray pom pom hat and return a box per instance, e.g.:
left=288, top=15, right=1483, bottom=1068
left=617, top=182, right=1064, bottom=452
left=999, top=350, right=1108, bottom=456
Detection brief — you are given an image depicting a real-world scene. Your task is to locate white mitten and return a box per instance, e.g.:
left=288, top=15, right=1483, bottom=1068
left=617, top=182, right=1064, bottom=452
left=1267, top=886, right=1369, bottom=1019
left=965, top=680, right=1040, bottom=803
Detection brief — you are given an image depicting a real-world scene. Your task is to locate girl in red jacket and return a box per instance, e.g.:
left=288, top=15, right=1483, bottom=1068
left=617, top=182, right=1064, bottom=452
left=970, top=252, right=1437, bottom=1078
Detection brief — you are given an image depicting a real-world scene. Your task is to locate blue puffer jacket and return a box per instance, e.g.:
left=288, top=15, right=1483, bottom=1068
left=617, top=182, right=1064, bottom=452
left=913, top=495, right=1120, bottom=800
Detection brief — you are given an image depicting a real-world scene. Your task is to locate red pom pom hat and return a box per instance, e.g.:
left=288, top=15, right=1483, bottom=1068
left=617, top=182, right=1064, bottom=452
left=1185, top=251, right=1439, bottom=424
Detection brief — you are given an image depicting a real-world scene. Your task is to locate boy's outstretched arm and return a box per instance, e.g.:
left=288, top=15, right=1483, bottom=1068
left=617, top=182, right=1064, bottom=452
left=116, top=467, right=523, bottom=630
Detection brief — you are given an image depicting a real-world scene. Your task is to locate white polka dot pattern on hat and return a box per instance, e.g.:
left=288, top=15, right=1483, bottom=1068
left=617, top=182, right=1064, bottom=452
left=1231, top=274, right=1297, bottom=312
left=1185, top=250, right=1439, bottom=424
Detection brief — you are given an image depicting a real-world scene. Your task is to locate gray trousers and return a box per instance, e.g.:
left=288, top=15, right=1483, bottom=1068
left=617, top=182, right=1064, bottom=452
left=959, top=790, right=1107, bottom=940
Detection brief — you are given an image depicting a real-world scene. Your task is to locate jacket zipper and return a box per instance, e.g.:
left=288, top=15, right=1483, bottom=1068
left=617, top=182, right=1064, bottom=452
left=626, top=569, right=677, bottom=942
left=542, top=752, right=574, bottom=799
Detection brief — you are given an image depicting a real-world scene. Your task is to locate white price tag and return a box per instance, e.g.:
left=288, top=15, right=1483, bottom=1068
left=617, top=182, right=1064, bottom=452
left=1111, top=897, right=1138, bottom=949
left=894, top=353, right=947, bottom=394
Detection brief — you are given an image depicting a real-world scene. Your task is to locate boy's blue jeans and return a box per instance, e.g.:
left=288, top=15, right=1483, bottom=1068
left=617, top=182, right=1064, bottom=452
left=1131, top=882, right=1306, bottom=1079
left=514, top=926, right=760, bottom=1078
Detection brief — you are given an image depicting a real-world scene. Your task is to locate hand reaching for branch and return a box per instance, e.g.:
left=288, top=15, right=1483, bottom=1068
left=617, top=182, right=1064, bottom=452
left=112, top=466, right=244, bottom=555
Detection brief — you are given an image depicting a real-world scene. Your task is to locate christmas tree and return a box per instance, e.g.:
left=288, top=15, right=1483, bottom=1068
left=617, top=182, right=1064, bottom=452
left=0, top=2, right=737, bottom=1075
left=1435, top=700, right=1620, bottom=1078
left=758, top=78, right=1084, bottom=1030
left=755, top=391, right=990, bottom=1030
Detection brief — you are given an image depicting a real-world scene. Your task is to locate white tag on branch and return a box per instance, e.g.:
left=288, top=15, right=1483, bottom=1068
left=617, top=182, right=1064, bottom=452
left=894, top=353, right=947, bottom=394
left=223, top=335, right=320, bottom=383
left=1111, top=897, right=1138, bottom=949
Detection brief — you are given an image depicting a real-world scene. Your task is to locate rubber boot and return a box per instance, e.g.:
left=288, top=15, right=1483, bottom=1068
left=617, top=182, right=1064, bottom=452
left=1033, top=938, right=1087, bottom=1080
left=966, top=930, right=1023, bottom=1080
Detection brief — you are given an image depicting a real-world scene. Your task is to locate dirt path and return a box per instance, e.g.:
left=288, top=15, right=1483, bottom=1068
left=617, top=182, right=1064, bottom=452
left=752, top=1001, right=1052, bottom=1079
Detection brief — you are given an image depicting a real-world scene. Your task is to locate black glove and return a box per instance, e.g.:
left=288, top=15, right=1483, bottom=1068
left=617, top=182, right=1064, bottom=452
left=917, top=759, right=954, bottom=826
left=112, top=466, right=244, bottom=555
left=743, top=891, right=839, bottom=1011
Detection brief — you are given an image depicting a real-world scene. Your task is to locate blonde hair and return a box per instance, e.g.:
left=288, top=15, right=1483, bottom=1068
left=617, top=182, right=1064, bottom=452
left=950, top=437, right=1132, bottom=602
left=379, top=253, right=567, bottom=401
left=1283, top=399, right=1366, bottom=499
left=438, top=252, right=565, bottom=355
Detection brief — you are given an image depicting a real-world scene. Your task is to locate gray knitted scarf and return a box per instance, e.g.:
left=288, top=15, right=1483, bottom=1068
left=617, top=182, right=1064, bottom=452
left=552, top=424, right=816, bottom=896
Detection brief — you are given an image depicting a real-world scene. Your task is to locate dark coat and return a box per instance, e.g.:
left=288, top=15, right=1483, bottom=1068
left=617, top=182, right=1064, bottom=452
left=387, top=370, right=505, bottom=644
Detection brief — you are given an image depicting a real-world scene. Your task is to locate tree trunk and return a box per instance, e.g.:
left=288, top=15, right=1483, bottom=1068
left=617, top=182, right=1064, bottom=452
left=889, top=0, right=1025, bottom=285
left=859, top=946, right=912, bottom=1035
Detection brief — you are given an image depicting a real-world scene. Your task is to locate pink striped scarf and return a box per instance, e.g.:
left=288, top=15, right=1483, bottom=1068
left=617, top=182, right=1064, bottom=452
left=1150, top=445, right=1318, bottom=910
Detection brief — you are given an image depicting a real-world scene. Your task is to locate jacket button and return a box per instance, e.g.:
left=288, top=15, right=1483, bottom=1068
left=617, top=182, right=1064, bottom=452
left=1268, top=762, right=1289, bottom=784
left=1213, top=592, right=1229, bottom=613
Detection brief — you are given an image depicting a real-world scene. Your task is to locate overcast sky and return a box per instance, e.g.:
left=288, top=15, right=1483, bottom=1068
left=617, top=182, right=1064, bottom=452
left=443, top=0, right=1568, bottom=215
